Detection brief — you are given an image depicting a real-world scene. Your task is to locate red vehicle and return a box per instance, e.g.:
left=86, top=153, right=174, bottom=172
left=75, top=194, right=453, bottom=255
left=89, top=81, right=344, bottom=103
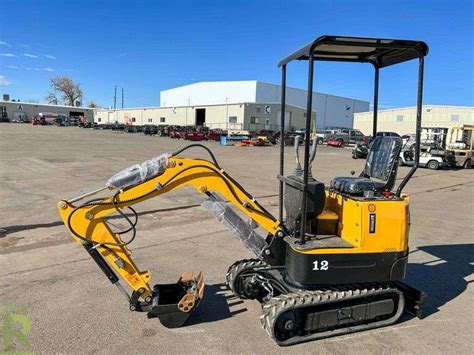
left=326, top=137, right=345, bottom=147
left=184, top=131, right=207, bottom=141
left=207, top=129, right=226, bottom=141
left=32, top=112, right=65, bottom=125
left=238, top=137, right=271, bottom=146
left=169, top=126, right=186, bottom=139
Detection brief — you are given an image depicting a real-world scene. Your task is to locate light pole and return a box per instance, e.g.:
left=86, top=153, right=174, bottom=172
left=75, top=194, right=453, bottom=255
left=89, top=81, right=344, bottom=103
left=186, top=98, right=189, bottom=127
left=225, top=97, right=229, bottom=135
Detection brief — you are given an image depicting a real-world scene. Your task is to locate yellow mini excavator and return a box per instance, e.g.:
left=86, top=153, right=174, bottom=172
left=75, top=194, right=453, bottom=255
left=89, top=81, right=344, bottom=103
left=58, top=36, right=428, bottom=345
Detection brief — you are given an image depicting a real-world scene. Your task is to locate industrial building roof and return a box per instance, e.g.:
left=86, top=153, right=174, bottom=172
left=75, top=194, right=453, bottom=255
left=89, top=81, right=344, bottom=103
left=354, top=105, right=474, bottom=115
left=0, top=100, right=94, bottom=110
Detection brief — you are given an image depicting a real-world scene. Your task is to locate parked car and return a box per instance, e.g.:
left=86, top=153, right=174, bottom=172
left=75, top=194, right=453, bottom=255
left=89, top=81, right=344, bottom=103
left=99, top=123, right=115, bottom=130
left=143, top=124, right=159, bottom=135
left=126, top=125, right=139, bottom=133
left=184, top=131, right=207, bottom=141
left=326, top=128, right=367, bottom=145
left=399, top=144, right=456, bottom=170
left=112, top=123, right=126, bottom=131
left=314, top=130, right=325, bottom=144
left=169, top=126, right=186, bottom=138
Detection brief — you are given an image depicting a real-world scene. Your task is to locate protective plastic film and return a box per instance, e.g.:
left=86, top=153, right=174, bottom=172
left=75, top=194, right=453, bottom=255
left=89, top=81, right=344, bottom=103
left=201, top=193, right=268, bottom=256
left=106, top=153, right=171, bottom=189
left=363, top=136, right=402, bottom=181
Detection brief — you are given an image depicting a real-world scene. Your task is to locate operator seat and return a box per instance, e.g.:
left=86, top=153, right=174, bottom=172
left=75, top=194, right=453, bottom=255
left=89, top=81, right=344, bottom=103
left=330, top=136, right=403, bottom=196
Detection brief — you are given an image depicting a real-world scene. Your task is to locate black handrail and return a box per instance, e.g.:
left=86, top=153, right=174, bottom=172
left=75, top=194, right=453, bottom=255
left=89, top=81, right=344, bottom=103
left=278, top=65, right=286, bottom=221
left=396, top=55, right=425, bottom=196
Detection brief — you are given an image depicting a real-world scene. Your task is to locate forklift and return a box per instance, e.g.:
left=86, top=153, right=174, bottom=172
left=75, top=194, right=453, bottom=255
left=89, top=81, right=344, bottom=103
left=446, top=124, right=473, bottom=168
left=58, top=36, right=428, bottom=346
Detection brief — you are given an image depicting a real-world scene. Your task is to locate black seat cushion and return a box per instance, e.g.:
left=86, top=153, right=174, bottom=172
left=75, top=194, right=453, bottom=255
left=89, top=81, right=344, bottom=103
left=330, top=136, right=403, bottom=196
left=330, top=176, right=358, bottom=190
left=330, top=177, right=385, bottom=195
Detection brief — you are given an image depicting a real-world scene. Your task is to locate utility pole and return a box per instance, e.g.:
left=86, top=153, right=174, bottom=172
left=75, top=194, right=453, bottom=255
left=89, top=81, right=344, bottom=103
left=121, top=88, right=124, bottom=109
left=225, top=97, right=229, bottom=136
left=113, top=85, right=117, bottom=109
left=186, top=98, right=190, bottom=127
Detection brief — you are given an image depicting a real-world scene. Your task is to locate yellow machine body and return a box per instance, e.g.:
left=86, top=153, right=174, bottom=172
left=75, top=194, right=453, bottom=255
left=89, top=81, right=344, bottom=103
left=303, top=190, right=410, bottom=255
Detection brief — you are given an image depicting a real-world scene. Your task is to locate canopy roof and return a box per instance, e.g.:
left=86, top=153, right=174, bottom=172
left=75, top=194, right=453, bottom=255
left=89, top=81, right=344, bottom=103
left=278, top=35, right=428, bottom=68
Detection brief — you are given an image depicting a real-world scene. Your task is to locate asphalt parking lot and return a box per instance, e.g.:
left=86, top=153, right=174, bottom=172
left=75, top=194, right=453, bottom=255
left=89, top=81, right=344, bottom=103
left=1, top=124, right=473, bottom=354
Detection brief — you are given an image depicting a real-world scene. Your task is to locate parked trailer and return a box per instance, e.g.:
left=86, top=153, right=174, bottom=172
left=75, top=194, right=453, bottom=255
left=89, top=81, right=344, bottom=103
left=32, top=112, right=68, bottom=125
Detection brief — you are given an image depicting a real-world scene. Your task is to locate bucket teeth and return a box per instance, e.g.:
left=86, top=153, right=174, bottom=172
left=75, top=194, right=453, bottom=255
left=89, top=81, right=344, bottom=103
left=178, top=271, right=205, bottom=313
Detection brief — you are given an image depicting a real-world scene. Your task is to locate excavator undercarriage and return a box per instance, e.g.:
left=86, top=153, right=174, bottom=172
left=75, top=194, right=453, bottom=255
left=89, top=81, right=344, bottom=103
left=58, top=35, right=429, bottom=346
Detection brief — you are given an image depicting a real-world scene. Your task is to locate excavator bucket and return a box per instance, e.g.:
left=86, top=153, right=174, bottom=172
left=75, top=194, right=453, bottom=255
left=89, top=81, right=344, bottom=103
left=147, top=271, right=205, bottom=328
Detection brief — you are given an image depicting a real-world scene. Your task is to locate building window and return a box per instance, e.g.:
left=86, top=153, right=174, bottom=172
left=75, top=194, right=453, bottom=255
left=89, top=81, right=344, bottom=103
left=160, top=117, right=166, bottom=123
left=256, top=106, right=262, bottom=114
left=396, top=115, right=404, bottom=122
left=132, top=117, right=136, bottom=122
left=229, top=116, right=237, bottom=123
left=451, top=114, right=459, bottom=122
left=250, top=117, right=259, bottom=124
left=98, top=118, right=101, bottom=122
left=148, top=118, right=153, bottom=123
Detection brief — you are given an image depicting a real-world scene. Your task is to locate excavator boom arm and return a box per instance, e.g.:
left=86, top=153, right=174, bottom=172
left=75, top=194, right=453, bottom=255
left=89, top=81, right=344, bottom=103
left=58, top=155, right=281, bottom=298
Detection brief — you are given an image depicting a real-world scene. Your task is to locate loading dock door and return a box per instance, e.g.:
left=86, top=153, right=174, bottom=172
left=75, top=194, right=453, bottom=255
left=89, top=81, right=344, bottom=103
left=196, top=108, right=206, bottom=126
left=69, top=111, right=84, bottom=126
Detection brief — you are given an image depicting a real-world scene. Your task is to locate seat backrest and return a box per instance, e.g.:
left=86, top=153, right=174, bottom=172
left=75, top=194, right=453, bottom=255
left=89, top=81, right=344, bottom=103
left=363, top=136, right=403, bottom=182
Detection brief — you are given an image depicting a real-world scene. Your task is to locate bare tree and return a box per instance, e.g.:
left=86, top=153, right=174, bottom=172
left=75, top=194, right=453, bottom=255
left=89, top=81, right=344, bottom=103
left=87, top=100, right=99, bottom=108
left=48, top=76, right=83, bottom=106
left=45, top=92, right=58, bottom=105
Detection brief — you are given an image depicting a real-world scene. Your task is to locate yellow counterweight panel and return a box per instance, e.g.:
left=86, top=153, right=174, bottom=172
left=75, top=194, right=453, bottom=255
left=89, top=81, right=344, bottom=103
left=58, top=157, right=282, bottom=297
left=295, top=191, right=410, bottom=255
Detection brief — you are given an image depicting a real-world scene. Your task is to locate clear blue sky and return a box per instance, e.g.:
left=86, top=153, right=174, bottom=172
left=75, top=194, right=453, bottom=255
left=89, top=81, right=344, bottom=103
left=0, top=0, right=472, bottom=108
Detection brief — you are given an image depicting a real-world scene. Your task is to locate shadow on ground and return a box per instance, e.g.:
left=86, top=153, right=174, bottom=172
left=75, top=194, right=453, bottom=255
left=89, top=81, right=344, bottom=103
left=185, top=283, right=247, bottom=326
left=188, top=245, right=474, bottom=327
left=406, top=243, right=473, bottom=317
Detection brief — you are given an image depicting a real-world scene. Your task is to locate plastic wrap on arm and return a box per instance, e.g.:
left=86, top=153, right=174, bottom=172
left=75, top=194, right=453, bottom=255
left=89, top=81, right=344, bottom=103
left=201, top=194, right=268, bottom=256
left=106, top=153, right=171, bottom=189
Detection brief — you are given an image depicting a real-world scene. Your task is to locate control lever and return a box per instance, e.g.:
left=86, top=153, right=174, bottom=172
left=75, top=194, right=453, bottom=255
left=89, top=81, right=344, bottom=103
left=307, top=134, right=318, bottom=180
left=293, top=136, right=303, bottom=176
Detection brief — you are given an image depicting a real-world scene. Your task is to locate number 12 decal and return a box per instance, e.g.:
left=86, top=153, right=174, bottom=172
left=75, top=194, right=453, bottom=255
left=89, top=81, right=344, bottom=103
left=313, top=260, right=329, bottom=271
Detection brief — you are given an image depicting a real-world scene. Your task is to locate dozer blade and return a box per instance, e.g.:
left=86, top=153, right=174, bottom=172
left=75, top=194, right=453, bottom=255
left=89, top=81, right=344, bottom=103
left=147, top=271, right=204, bottom=328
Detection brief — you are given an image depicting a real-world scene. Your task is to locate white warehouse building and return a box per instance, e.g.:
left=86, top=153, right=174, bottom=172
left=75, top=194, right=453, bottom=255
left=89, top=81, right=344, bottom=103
left=94, top=102, right=316, bottom=132
left=354, top=105, right=474, bottom=135
left=160, top=81, right=369, bottom=129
